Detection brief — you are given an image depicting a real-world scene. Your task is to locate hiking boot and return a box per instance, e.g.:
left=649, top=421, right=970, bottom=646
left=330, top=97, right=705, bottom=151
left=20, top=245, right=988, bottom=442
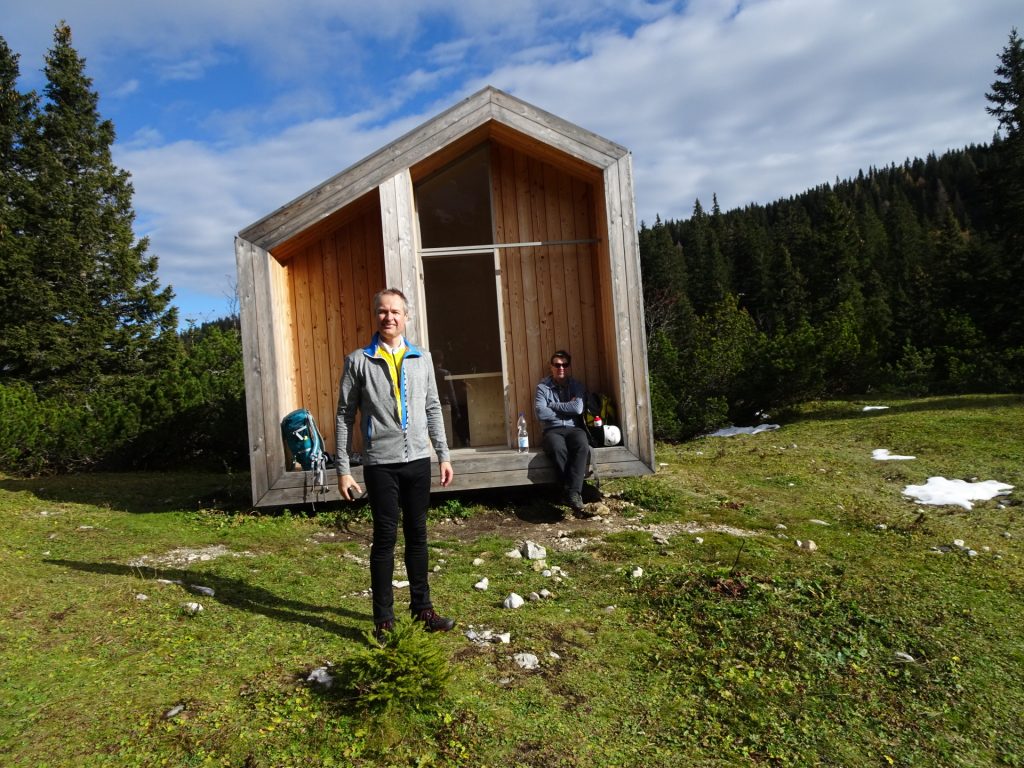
left=415, top=608, right=455, bottom=633
left=373, top=620, right=393, bottom=643
left=566, top=490, right=586, bottom=513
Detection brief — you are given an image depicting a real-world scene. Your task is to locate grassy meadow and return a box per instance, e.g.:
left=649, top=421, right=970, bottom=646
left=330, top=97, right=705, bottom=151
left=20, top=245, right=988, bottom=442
left=1, top=395, right=1022, bottom=767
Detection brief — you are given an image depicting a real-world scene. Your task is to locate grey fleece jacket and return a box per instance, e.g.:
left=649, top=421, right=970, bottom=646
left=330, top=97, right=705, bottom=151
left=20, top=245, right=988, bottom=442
left=334, top=334, right=451, bottom=477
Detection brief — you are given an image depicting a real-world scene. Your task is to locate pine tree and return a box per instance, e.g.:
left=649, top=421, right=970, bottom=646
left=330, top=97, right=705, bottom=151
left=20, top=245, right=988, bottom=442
left=985, top=28, right=1024, bottom=351
left=9, top=23, right=176, bottom=391
left=0, top=37, right=40, bottom=379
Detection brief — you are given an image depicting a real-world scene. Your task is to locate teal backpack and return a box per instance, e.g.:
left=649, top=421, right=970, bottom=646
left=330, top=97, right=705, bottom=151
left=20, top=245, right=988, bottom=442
left=281, top=409, right=329, bottom=492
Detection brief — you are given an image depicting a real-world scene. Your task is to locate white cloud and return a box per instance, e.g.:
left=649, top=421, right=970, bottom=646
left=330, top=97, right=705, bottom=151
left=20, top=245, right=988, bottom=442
left=8, top=0, right=1021, bottom=320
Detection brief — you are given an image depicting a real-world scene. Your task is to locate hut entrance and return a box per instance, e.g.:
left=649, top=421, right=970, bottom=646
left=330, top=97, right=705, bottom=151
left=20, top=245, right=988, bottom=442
left=422, top=250, right=505, bottom=449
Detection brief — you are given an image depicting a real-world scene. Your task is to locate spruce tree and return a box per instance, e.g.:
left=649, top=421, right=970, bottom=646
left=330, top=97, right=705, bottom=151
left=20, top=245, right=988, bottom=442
left=0, top=37, right=40, bottom=380
left=985, top=28, right=1024, bottom=352
left=11, top=23, right=176, bottom=391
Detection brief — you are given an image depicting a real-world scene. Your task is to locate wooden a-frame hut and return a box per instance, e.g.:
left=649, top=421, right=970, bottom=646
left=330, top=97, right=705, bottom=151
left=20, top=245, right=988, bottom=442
left=236, top=86, right=653, bottom=508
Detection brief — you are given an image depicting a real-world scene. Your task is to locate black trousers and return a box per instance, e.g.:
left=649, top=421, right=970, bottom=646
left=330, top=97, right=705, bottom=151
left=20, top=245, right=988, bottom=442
left=542, top=426, right=590, bottom=494
left=363, top=458, right=433, bottom=624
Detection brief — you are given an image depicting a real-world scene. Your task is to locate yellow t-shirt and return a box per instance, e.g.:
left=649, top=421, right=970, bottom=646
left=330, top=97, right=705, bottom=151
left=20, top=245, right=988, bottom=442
left=376, top=342, right=408, bottom=424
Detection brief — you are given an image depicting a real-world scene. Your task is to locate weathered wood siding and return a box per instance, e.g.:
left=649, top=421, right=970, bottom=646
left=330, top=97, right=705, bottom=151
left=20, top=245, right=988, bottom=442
left=279, top=204, right=385, bottom=457
left=490, top=142, right=610, bottom=443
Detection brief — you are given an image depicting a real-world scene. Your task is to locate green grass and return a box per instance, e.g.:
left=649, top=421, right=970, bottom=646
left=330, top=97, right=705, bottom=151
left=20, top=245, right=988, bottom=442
left=1, top=394, right=1022, bottom=766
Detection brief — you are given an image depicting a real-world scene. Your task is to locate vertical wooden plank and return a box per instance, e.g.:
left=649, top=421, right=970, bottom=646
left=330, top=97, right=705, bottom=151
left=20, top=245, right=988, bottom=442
left=573, top=179, right=601, bottom=392
left=528, top=156, right=554, bottom=359
left=556, top=168, right=585, bottom=380
left=379, top=172, right=422, bottom=343
left=306, top=240, right=333, bottom=440
left=321, top=230, right=343, bottom=454
left=514, top=150, right=543, bottom=405
left=236, top=237, right=269, bottom=504
left=613, top=153, right=654, bottom=467
left=543, top=162, right=569, bottom=355
left=292, top=247, right=318, bottom=414
left=336, top=226, right=358, bottom=353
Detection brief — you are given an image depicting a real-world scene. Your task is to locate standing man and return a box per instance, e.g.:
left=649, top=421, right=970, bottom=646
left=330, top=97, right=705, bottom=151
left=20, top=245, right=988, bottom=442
left=335, top=288, right=456, bottom=641
left=535, top=350, right=592, bottom=517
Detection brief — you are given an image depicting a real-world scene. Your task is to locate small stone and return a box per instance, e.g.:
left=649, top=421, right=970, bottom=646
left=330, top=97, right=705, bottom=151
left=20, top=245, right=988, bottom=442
left=796, top=540, right=817, bottom=552
left=528, top=592, right=541, bottom=602
left=875, top=524, right=887, bottom=531
left=505, top=549, right=523, bottom=559
left=164, top=704, right=185, bottom=719
left=953, top=539, right=966, bottom=549
left=135, top=593, right=148, bottom=601
left=809, top=519, right=829, bottom=526
left=514, top=653, right=539, bottom=670
left=538, top=589, right=552, bottom=599
left=306, top=667, right=334, bottom=688
left=694, top=537, right=704, bottom=544
left=775, top=523, right=787, bottom=530
left=474, top=577, right=489, bottom=591
left=496, top=632, right=511, bottom=644
left=433, top=565, right=441, bottom=572
left=1002, top=532, right=1012, bottom=539
left=531, top=559, right=548, bottom=572
left=630, top=567, right=644, bottom=579
left=189, top=585, right=215, bottom=597
left=472, top=557, right=485, bottom=566
left=653, top=534, right=670, bottom=546
left=182, top=602, right=204, bottom=616
left=967, top=550, right=978, bottom=557
left=541, top=569, right=552, bottom=577
left=548, top=651, right=561, bottom=660
left=520, top=540, right=547, bottom=560
left=893, top=651, right=915, bottom=663
left=982, top=546, right=991, bottom=552
left=392, top=580, right=410, bottom=589
left=503, top=592, right=525, bottom=609
left=603, top=605, right=616, bottom=613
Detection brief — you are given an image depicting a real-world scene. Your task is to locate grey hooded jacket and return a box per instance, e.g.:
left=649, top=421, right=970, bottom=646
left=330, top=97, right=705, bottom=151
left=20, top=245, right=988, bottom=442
left=334, top=333, right=450, bottom=476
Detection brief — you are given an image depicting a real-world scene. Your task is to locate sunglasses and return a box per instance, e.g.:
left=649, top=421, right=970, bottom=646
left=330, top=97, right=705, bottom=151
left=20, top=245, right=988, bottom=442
left=551, top=362, right=570, bottom=368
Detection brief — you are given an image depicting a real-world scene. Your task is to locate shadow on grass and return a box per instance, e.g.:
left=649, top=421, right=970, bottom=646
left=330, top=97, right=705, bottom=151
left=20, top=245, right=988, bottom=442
left=0, top=471, right=253, bottom=514
left=43, top=558, right=371, bottom=642
left=782, top=394, right=1024, bottom=425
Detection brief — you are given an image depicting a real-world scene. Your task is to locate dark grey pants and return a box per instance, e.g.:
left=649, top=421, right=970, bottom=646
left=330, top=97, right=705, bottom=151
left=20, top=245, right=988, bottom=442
left=542, top=427, right=590, bottom=494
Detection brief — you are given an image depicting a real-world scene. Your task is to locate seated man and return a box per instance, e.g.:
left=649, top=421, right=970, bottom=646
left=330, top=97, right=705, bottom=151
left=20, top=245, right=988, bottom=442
left=535, top=349, right=592, bottom=516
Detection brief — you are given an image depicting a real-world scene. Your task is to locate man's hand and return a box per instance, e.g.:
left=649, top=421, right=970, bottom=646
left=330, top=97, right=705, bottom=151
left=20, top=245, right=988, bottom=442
left=337, top=474, right=363, bottom=500
left=439, top=461, right=454, bottom=488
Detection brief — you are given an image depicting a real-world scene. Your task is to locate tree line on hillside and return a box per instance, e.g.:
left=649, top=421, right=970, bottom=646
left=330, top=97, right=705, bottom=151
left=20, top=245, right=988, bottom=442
left=641, top=29, right=1024, bottom=439
left=0, top=25, right=246, bottom=473
left=0, top=24, right=1020, bottom=472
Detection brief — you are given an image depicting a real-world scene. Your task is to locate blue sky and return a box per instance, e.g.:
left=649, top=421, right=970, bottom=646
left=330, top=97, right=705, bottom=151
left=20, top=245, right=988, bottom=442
left=4, top=0, right=1020, bottom=324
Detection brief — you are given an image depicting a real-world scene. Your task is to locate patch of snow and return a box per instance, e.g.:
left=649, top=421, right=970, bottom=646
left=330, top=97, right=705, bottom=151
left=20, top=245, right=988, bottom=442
left=873, top=449, right=916, bottom=461
left=707, top=424, right=781, bottom=437
left=903, top=477, right=1014, bottom=510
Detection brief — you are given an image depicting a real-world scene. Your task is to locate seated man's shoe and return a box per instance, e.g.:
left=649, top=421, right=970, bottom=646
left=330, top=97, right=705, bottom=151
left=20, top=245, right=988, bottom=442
left=373, top=619, right=394, bottom=643
left=415, top=608, right=456, bottom=632
left=567, top=489, right=596, bottom=518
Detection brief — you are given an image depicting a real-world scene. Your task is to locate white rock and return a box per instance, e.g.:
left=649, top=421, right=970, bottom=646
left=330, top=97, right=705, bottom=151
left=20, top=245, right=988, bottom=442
left=514, top=653, right=539, bottom=670
left=520, top=540, right=547, bottom=560
left=307, top=667, right=335, bottom=688
left=1003, top=532, right=1012, bottom=539
left=893, top=651, right=915, bottom=663
left=796, top=540, right=818, bottom=552
left=539, top=589, right=552, bottom=599
left=531, top=559, right=548, bottom=572
left=630, top=567, right=644, bottom=579
left=548, top=651, right=561, bottom=660
left=472, top=557, right=485, bottom=566
left=393, top=580, right=410, bottom=589
left=809, top=519, right=829, bottom=526
left=603, top=605, right=616, bottom=613
left=694, top=537, right=704, bottom=544
left=953, top=539, right=966, bottom=548
left=982, top=546, right=991, bottom=552
left=505, top=549, right=523, bottom=559
left=875, top=524, right=888, bottom=531
left=528, top=592, right=541, bottom=602
left=182, top=602, right=204, bottom=615
left=503, top=592, right=525, bottom=609
left=775, top=523, right=788, bottom=530
left=135, top=593, right=148, bottom=601
left=164, top=704, right=185, bottom=719
left=189, top=585, right=215, bottom=597
left=433, top=565, right=441, bottom=572
left=474, top=577, right=489, bottom=591
left=967, top=550, right=978, bottom=557
left=653, top=534, right=670, bottom=545
left=496, top=632, right=511, bottom=644
left=541, top=569, right=552, bottom=577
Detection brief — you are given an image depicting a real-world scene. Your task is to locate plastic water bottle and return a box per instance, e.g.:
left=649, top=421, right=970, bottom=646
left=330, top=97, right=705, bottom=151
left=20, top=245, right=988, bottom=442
left=516, top=413, right=529, bottom=453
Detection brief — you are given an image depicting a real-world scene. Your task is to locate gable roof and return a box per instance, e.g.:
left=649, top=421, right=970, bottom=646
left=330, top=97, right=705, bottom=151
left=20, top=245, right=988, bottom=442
left=238, top=86, right=629, bottom=252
